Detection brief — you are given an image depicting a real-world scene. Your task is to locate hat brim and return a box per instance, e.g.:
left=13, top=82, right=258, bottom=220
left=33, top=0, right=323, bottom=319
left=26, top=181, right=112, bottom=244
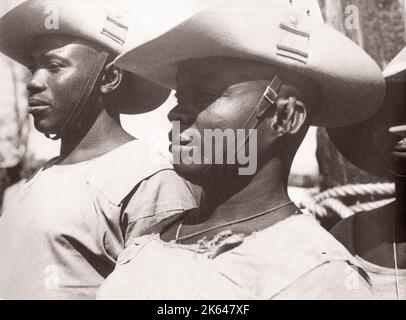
left=328, top=46, right=406, bottom=179
left=0, top=0, right=170, bottom=114
left=115, top=0, right=385, bottom=127
left=383, top=47, right=406, bottom=81
left=122, top=74, right=171, bottom=114
left=327, top=122, right=394, bottom=180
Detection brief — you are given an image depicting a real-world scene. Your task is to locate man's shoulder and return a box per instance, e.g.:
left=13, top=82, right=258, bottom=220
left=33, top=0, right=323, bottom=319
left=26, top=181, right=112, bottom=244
left=202, top=214, right=370, bottom=299
left=263, top=214, right=371, bottom=299
left=93, top=139, right=172, bottom=172
left=121, top=170, right=200, bottom=238
left=228, top=214, right=355, bottom=268
left=262, top=214, right=355, bottom=261
left=128, top=169, right=201, bottom=210
left=272, top=260, right=373, bottom=300
left=86, top=140, right=175, bottom=205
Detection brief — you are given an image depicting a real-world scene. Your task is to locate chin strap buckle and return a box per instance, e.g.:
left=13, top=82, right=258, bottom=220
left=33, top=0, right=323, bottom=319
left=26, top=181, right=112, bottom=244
left=255, top=75, right=283, bottom=120
left=263, top=76, right=283, bottom=105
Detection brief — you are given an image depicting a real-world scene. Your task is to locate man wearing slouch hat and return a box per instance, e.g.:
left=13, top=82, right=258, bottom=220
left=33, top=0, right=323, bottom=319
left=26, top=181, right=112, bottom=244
left=98, top=0, right=385, bottom=300
left=0, top=0, right=199, bottom=300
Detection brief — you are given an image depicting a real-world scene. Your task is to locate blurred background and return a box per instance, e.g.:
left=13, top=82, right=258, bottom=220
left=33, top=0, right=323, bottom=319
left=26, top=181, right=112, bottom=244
left=0, top=0, right=403, bottom=226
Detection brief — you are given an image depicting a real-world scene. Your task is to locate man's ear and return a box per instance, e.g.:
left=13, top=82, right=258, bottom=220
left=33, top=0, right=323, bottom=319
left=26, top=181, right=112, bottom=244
left=100, top=63, right=123, bottom=94
left=270, top=97, right=307, bottom=135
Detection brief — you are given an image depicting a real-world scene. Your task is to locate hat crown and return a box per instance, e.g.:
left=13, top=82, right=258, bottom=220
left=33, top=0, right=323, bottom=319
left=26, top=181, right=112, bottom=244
left=123, top=0, right=324, bottom=53
left=102, top=0, right=130, bottom=46
left=116, top=0, right=385, bottom=127
left=283, top=0, right=324, bottom=26
left=0, top=0, right=133, bottom=58
left=0, top=0, right=171, bottom=114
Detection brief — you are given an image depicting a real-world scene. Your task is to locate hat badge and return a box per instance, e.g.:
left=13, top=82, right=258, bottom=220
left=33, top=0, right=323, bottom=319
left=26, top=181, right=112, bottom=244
left=276, top=8, right=311, bottom=64
left=101, top=6, right=129, bottom=46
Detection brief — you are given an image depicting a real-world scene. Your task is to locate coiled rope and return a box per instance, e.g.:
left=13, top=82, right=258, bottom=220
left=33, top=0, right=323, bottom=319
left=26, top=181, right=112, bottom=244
left=299, top=183, right=396, bottom=220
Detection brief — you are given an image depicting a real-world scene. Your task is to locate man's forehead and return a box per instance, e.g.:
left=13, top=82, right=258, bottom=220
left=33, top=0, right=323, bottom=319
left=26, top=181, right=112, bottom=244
left=31, top=35, right=103, bottom=60
left=177, top=57, right=277, bottom=88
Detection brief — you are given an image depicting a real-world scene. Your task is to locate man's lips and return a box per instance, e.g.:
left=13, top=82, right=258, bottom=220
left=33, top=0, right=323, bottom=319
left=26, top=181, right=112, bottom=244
left=393, top=139, right=406, bottom=157
left=28, top=98, right=50, bottom=114
left=169, top=132, right=195, bottom=153
left=28, top=97, right=49, bottom=106
left=27, top=105, right=49, bottom=113
left=168, top=131, right=193, bottom=145
left=390, top=125, right=406, bottom=158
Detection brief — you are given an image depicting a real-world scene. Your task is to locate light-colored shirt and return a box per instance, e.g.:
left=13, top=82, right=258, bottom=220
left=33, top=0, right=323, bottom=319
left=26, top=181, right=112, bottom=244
left=98, top=213, right=372, bottom=300
left=332, top=214, right=406, bottom=300
left=0, top=140, right=199, bottom=300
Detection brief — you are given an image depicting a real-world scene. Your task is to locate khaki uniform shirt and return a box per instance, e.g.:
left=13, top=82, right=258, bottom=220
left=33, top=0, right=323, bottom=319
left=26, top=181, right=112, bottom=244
left=0, top=140, right=199, bottom=300
left=98, top=214, right=372, bottom=300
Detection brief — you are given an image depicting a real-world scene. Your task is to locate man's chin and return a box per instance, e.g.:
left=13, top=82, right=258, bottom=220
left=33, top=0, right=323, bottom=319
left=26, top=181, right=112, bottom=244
left=33, top=121, right=57, bottom=137
left=172, top=162, right=240, bottom=186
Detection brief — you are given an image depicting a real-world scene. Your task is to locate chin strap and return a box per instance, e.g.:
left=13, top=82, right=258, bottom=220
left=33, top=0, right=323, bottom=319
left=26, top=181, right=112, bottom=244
left=45, top=51, right=110, bottom=141
left=242, top=75, right=283, bottom=131
left=235, top=75, right=284, bottom=155
left=200, top=75, right=284, bottom=180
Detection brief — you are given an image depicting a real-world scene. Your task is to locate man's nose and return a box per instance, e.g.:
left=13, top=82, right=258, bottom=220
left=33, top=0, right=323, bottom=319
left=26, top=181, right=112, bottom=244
left=168, top=104, right=193, bottom=125
left=27, top=71, right=46, bottom=94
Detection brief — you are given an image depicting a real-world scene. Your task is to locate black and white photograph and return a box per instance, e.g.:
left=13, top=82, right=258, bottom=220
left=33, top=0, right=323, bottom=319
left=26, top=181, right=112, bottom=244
left=0, top=0, right=405, bottom=303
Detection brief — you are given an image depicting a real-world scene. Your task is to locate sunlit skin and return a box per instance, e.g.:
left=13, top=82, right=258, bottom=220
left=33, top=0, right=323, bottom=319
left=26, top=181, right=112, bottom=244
left=27, top=35, right=134, bottom=165
left=348, top=81, right=406, bottom=269
left=162, top=57, right=318, bottom=243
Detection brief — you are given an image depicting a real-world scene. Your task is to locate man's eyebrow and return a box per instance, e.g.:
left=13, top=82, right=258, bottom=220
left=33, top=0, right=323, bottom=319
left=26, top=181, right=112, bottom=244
left=176, top=69, right=233, bottom=98
left=30, top=52, right=70, bottom=64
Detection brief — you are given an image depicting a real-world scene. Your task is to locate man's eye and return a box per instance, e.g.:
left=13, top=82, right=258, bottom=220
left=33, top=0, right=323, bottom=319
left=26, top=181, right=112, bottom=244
left=48, top=63, right=62, bottom=71
left=27, top=63, right=62, bottom=74
left=175, top=90, right=216, bottom=105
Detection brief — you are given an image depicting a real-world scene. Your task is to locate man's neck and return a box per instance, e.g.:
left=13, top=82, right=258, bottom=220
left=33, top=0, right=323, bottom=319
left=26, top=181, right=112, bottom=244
left=178, top=159, right=295, bottom=242
left=207, top=161, right=291, bottom=219
left=58, top=109, right=134, bottom=165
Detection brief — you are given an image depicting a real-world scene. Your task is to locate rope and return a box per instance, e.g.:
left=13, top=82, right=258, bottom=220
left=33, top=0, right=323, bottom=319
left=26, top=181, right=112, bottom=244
left=319, top=198, right=355, bottom=219
left=299, top=183, right=396, bottom=220
left=299, top=188, right=328, bottom=218
left=350, top=198, right=395, bottom=213
left=314, top=183, right=395, bottom=202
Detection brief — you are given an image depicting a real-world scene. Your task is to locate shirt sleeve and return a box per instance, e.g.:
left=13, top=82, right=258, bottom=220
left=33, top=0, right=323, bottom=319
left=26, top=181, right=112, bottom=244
left=271, top=261, right=373, bottom=300
left=121, top=169, right=200, bottom=246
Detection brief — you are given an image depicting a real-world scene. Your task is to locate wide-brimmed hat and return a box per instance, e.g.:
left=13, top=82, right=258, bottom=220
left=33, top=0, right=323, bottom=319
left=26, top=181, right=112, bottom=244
left=384, top=47, right=406, bottom=81
left=0, top=0, right=170, bottom=114
left=328, top=49, right=406, bottom=180
left=114, top=0, right=385, bottom=127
